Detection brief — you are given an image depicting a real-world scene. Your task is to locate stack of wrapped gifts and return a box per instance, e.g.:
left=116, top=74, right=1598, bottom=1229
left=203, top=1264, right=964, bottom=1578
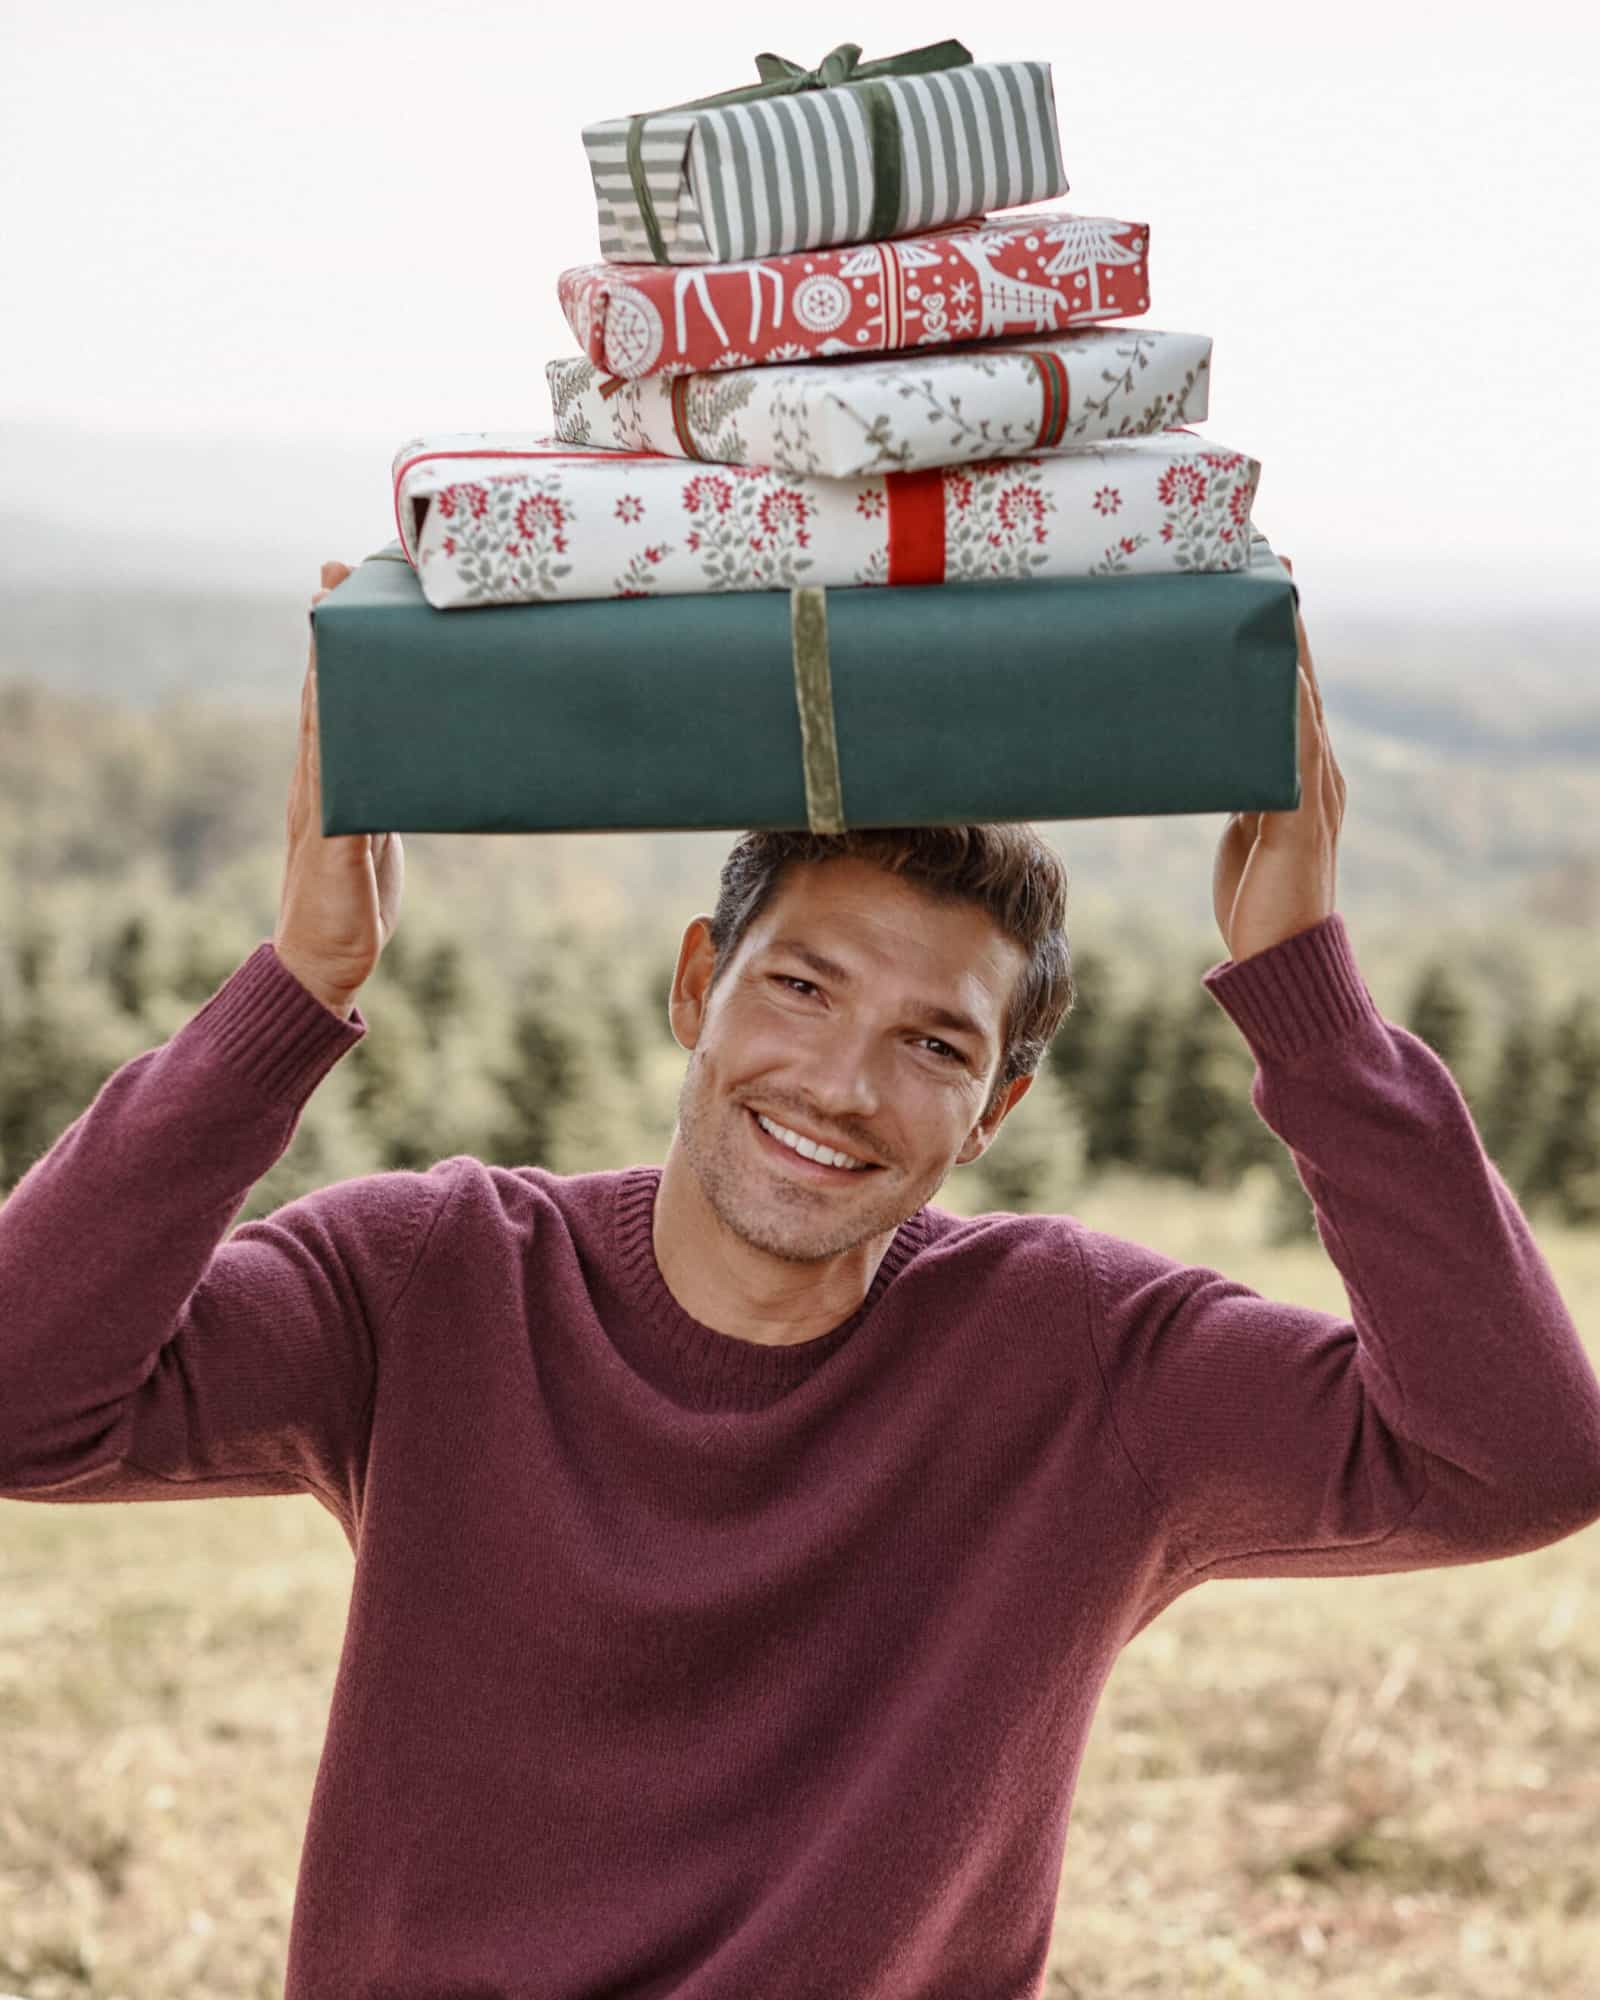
left=312, top=39, right=1301, bottom=836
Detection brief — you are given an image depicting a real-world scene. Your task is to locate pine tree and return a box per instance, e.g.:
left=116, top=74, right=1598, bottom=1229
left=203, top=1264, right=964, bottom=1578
left=1521, top=995, right=1600, bottom=1226
left=411, top=938, right=473, bottom=1052
left=1404, top=960, right=1477, bottom=1095
left=1477, top=1015, right=1549, bottom=1198
left=486, top=993, right=586, bottom=1171
left=341, top=993, right=435, bottom=1162
left=101, top=913, right=155, bottom=1020
left=1140, top=983, right=1245, bottom=1189
left=1044, top=941, right=1116, bottom=1098
left=0, top=912, right=150, bottom=1194
left=167, top=920, right=252, bottom=1007
left=1083, top=998, right=1169, bottom=1173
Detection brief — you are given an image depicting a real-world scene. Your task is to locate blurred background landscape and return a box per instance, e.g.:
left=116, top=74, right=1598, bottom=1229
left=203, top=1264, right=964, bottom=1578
left=2, top=0, right=1598, bottom=1993
left=4, top=467, right=1598, bottom=1237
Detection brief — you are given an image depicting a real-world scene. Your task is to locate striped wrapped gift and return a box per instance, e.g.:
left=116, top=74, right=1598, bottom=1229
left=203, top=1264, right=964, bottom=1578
left=583, top=59, right=1068, bottom=266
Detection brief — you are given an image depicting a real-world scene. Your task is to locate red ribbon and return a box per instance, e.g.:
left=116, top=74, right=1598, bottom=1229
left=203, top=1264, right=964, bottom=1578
left=885, top=470, right=946, bottom=585
left=882, top=347, right=1073, bottom=583
left=1021, top=348, right=1072, bottom=449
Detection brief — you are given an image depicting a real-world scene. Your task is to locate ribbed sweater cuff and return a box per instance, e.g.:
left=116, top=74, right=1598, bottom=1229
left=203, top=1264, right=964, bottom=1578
left=1199, top=913, right=1379, bottom=1066
left=183, top=941, right=367, bottom=1104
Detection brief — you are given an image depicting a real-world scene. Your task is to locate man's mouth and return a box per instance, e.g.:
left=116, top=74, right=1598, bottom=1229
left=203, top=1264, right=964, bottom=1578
left=747, top=1106, right=882, bottom=1178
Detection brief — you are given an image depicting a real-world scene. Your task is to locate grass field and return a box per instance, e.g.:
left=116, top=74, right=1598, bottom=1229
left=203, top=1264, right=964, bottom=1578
left=2, top=1173, right=1597, bottom=1999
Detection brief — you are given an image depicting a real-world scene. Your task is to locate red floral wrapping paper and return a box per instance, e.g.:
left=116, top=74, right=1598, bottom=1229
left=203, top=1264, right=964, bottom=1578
left=390, top=430, right=1258, bottom=610
left=556, top=210, right=1150, bottom=381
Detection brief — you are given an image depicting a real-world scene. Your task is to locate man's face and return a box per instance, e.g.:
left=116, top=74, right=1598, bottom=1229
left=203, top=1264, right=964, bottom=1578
left=668, top=856, right=1032, bottom=1264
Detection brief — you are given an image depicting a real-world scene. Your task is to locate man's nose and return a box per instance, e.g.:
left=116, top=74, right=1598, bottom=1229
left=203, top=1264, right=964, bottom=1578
left=799, top=1026, right=884, bottom=1120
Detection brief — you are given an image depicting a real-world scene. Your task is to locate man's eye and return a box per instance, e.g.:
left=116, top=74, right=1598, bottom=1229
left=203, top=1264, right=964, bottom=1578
left=922, top=1039, right=965, bottom=1064
left=774, top=976, right=817, bottom=995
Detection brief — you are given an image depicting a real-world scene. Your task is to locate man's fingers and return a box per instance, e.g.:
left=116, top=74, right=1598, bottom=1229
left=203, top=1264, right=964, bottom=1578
left=1284, top=568, right=1326, bottom=728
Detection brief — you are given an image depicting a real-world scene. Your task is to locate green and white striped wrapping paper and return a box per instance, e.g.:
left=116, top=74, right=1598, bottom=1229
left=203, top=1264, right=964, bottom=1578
left=583, top=60, right=1068, bottom=266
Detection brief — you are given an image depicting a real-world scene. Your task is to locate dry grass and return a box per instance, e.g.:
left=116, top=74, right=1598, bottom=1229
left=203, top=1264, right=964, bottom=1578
left=2, top=1175, right=1597, bottom=1998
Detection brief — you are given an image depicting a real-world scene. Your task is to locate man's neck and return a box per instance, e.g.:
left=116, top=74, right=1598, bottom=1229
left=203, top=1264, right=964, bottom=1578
left=651, top=1139, right=898, bottom=1347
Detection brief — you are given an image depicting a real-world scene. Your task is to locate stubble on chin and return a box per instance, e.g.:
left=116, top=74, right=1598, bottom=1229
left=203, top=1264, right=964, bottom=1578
left=674, top=1053, right=938, bottom=1265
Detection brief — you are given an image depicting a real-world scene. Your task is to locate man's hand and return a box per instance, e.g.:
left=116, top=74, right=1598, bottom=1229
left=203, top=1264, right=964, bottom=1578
left=272, top=561, right=405, bottom=1019
left=1212, top=556, right=1347, bottom=964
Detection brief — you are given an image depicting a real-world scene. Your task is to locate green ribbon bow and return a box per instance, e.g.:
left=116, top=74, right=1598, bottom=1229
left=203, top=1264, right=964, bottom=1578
left=749, top=39, right=969, bottom=93
left=624, top=38, right=974, bottom=265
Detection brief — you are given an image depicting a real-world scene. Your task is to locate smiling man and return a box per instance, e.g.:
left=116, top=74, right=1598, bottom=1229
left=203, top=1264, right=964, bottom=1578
left=654, top=841, right=1049, bottom=1347
left=3, top=567, right=1600, bottom=2000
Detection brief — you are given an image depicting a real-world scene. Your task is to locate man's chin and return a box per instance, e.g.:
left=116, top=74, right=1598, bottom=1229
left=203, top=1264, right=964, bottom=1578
left=701, top=1184, right=839, bottom=1261
left=711, top=1171, right=928, bottom=1267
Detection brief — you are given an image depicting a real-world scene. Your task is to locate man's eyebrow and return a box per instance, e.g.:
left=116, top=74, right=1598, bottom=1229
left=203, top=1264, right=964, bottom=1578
left=767, top=939, right=852, bottom=984
left=764, top=939, right=990, bottom=1050
left=910, top=1003, right=989, bottom=1051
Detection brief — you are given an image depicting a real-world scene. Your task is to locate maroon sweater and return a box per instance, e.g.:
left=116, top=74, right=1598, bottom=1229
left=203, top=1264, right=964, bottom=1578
left=3, top=914, right=1598, bottom=2000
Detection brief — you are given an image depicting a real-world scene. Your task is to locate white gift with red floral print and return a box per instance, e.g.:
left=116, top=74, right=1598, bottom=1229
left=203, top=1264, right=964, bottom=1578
left=390, top=431, right=1260, bottom=610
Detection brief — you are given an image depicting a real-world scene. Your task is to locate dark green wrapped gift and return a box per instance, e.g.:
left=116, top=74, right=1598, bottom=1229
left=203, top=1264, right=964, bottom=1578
left=310, top=533, right=1301, bottom=835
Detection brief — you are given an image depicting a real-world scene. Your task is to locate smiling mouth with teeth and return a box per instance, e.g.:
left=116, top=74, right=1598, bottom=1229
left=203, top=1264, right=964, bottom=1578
left=751, top=1109, right=879, bottom=1173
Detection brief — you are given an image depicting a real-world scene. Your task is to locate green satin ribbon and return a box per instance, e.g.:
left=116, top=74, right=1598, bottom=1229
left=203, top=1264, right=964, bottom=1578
left=624, top=38, right=972, bottom=265
left=789, top=586, right=846, bottom=833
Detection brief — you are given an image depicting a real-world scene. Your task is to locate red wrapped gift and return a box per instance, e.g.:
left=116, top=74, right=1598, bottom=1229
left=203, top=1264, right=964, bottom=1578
left=557, top=210, right=1150, bottom=382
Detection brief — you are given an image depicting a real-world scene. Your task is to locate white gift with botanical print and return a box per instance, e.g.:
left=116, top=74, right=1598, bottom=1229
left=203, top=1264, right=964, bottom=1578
left=391, top=431, right=1261, bottom=610
left=547, top=327, right=1212, bottom=480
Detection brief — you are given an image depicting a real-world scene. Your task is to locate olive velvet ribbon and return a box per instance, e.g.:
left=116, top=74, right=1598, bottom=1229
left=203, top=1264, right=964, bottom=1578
left=789, top=586, right=846, bottom=832
left=623, top=39, right=974, bottom=265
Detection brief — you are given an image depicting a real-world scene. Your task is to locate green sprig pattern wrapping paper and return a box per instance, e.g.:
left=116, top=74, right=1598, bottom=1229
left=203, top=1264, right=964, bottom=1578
left=547, top=327, right=1212, bottom=479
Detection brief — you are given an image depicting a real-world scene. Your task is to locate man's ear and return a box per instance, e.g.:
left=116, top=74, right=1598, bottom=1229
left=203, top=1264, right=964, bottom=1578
left=667, top=916, right=718, bottom=1052
left=954, top=1071, right=1033, bottom=1167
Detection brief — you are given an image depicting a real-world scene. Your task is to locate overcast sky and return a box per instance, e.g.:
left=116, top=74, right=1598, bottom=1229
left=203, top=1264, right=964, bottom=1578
left=3, top=0, right=1598, bottom=611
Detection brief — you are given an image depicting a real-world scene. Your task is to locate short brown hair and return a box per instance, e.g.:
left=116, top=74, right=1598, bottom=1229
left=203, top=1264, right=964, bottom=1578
left=704, top=826, right=1075, bottom=1120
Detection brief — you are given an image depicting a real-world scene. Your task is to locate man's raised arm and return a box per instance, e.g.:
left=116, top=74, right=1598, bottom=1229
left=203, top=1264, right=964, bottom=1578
left=1085, top=586, right=1600, bottom=1611
left=1080, top=911, right=1600, bottom=1609
left=0, top=947, right=446, bottom=1518
left=0, top=561, right=435, bottom=1523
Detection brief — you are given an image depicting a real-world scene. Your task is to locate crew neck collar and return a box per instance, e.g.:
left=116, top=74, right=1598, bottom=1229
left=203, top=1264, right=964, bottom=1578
left=607, top=1166, right=930, bottom=1411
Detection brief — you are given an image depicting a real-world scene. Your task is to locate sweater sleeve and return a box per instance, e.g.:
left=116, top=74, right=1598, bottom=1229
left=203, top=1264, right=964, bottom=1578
left=1078, top=912, right=1600, bottom=1589
left=0, top=943, right=453, bottom=1526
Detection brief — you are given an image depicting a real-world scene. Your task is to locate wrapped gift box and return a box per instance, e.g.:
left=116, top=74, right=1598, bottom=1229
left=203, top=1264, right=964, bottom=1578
left=584, top=51, right=1067, bottom=264
left=558, top=210, right=1150, bottom=380
left=307, top=535, right=1301, bottom=836
left=547, top=327, right=1213, bottom=478
left=391, top=431, right=1259, bottom=608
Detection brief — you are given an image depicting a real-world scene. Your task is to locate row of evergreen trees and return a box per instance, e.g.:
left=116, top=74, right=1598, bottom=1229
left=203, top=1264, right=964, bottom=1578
left=1, top=900, right=1596, bottom=1244
left=1043, top=937, right=1600, bottom=1238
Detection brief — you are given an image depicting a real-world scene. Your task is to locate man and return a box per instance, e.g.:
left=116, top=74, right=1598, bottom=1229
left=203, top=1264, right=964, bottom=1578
left=2, top=559, right=1598, bottom=2000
